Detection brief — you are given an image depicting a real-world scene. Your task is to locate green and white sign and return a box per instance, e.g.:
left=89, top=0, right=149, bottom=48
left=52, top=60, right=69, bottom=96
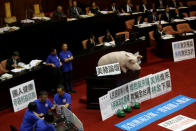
left=10, top=80, right=37, bottom=112
left=129, top=75, right=152, bottom=103
left=150, top=69, right=172, bottom=98
left=108, top=83, right=130, bottom=112
left=172, top=39, right=195, bottom=62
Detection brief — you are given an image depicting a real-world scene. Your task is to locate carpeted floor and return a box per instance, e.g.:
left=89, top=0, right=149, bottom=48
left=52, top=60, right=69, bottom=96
left=0, top=48, right=196, bottom=131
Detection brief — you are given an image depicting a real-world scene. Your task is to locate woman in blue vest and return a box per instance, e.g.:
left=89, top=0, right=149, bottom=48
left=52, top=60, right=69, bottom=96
left=20, top=102, right=41, bottom=131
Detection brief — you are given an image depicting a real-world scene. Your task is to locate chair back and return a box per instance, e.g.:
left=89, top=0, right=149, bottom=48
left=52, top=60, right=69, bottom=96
left=82, top=39, right=88, bottom=49
left=116, top=31, right=129, bottom=40
left=125, top=19, right=135, bottom=31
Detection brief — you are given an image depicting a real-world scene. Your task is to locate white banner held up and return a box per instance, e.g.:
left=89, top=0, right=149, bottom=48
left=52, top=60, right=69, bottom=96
left=96, top=63, right=121, bottom=77
left=99, top=94, right=114, bottom=121
left=172, top=39, right=195, bottom=62
left=129, top=75, right=152, bottom=103
left=150, top=69, right=172, bottom=98
left=158, top=115, right=196, bottom=131
left=10, top=80, right=37, bottom=112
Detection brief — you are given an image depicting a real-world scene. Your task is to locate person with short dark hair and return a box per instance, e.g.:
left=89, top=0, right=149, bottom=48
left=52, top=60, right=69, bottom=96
left=90, top=1, right=100, bottom=15
left=173, top=8, right=185, bottom=19
left=20, top=102, right=40, bottom=131
left=6, top=51, right=21, bottom=70
left=34, top=112, right=55, bottom=131
left=46, top=48, right=62, bottom=68
left=53, top=84, right=71, bottom=110
left=59, top=43, right=75, bottom=93
left=148, top=9, right=159, bottom=23
left=103, top=30, right=114, bottom=43
left=52, top=6, right=67, bottom=21
left=161, top=7, right=173, bottom=22
left=86, top=34, right=98, bottom=49
left=121, top=0, right=135, bottom=13
left=69, top=0, right=82, bottom=18
left=140, top=0, right=150, bottom=12
left=155, top=0, right=167, bottom=9
left=108, top=0, right=120, bottom=13
left=154, top=24, right=165, bottom=40
left=34, top=90, right=55, bottom=115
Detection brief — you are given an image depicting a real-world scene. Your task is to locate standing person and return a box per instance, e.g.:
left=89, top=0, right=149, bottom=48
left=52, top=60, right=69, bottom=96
left=59, top=43, right=76, bottom=93
left=46, top=48, right=63, bottom=90
left=20, top=102, right=41, bottom=131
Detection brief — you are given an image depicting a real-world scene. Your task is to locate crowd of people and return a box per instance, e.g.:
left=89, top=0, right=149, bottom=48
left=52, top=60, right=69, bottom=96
left=20, top=85, right=70, bottom=131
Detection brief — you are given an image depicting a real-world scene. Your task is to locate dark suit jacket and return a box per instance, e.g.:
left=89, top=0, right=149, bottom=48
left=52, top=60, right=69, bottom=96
left=108, top=5, right=120, bottom=13
left=103, top=36, right=113, bottom=43
left=154, top=29, right=165, bottom=40
left=52, top=11, right=67, bottom=21
left=173, top=12, right=184, bottom=19
left=169, top=0, right=180, bottom=8
left=161, top=12, right=173, bottom=22
left=155, top=0, right=167, bottom=9
left=122, top=4, right=135, bottom=13
left=148, top=14, right=159, bottom=23
left=134, top=18, right=144, bottom=25
left=69, top=7, right=82, bottom=18
left=139, top=4, right=150, bottom=12
left=86, top=38, right=98, bottom=49
left=6, top=58, right=21, bottom=70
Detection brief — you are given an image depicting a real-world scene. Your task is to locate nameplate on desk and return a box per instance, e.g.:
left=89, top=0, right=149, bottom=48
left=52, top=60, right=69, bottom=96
left=9, top=80, right=37, bottom=112
left=172, top=39, right=195, bottom=62
left=96, top=63, right=121, bottom=77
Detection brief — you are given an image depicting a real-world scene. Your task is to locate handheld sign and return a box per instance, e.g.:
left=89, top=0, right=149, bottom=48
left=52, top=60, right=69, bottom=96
left=10, top=80, right=37, bottom=112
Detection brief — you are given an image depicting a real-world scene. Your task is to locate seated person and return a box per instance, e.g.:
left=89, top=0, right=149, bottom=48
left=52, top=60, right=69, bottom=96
left=86, top=34, right=98, bottom=49
left=33, top=112, right=55, bottom=131
left=34, top=90, right=55, bottom=115
left=53, top=84, right=71, bottom=110
left=161, top=7, right=173, bottom=22
left=154, top=24, right=165, bottom=40
left=20, top=102, right=41, bottom=131
left=103, top=30, right=114, bottom=43
left=6, top=51, right=21, bottom=70
left=46, top=48, right=62, bottom=68
left=90, top=1, right=100, bottom=15
left=85, top=7, right=93, bottom=15
left=121, top=0, right=135, bottom=13
left=108, top=0, right=120, bottom=13
left=140, top=0, right=150, bottom=12
left=135, top=16, right=144, bottom=25
left=69, top=0, right=82, bottom=18
left=169, top=0, right=180, bottom=8
left=148, top=10, right=159, bottom=23
left=155, top=0, right=167, bottom=9
left=173, top=8, right=184, bottom=19
left=52, top=6, right=67, bottom=21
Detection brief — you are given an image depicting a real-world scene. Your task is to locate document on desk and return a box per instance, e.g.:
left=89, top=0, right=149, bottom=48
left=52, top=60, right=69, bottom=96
left=162, top=35, right=175, bottom=40
left=11, top=68, right=25, bottom=73
left=132, top=12, right=143, bottom=15
left=184, top=17, right=196, bottom=21
left=173, top=19, right=186, bottom=23
left=135, top=23, right=152, bottom=28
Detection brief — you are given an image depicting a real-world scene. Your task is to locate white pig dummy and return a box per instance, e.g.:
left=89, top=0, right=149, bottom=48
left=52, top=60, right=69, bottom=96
left=98, top=51, right=142, bottom=73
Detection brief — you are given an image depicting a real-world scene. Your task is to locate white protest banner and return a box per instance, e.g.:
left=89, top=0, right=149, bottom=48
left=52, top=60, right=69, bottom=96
left=129, top=75, right=152, bottom=103
left=10, top=80, right=37, bottom=112
left=172, top=39, right=195, bottom=62
left=158, top=115, right=196, bottom=131
left=108, top=83, right=130, bottom=112
left=96, top=63, right=121, bottom=77
left=99, top=94, right=114, bottom=121
left=150, top=69, right=172, bottom=98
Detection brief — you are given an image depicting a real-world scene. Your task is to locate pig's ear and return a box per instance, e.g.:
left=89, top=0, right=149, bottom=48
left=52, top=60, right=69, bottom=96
left=125, top=53, right=133, bottom=57
left=137, top=55, right=143, bottom=59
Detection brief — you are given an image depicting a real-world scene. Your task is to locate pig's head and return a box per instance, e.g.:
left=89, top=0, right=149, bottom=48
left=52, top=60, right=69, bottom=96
left=125, top=53, right=142, bottom=72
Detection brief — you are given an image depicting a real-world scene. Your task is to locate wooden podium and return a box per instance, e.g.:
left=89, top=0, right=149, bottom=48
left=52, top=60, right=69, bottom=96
left=86, top=70, right=140, bottom=109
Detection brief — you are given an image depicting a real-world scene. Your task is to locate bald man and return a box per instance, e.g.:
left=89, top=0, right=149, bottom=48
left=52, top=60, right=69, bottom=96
left=52, top=6, right=67, bottom=21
